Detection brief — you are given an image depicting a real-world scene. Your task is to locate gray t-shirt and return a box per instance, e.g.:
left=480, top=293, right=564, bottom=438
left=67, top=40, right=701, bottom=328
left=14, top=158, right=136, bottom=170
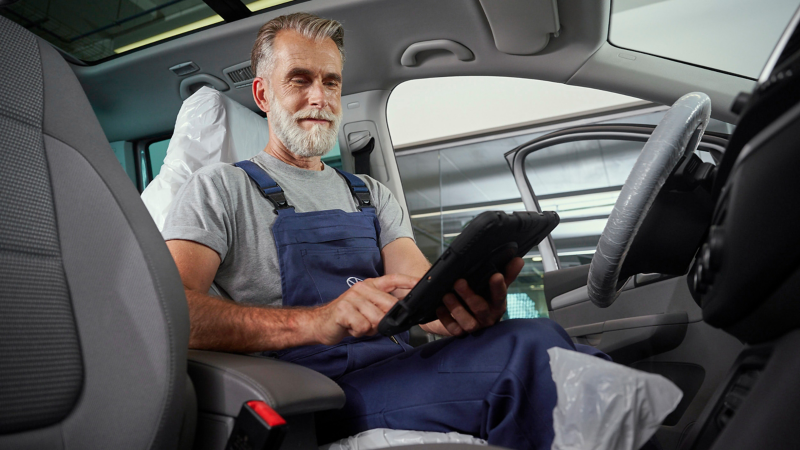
left=162, top=152, right=414, bottom=306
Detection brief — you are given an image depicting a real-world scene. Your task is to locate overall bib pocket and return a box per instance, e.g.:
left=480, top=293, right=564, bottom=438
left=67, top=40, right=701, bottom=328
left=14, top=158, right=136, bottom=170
left=301, top=247, right=382, bottom=303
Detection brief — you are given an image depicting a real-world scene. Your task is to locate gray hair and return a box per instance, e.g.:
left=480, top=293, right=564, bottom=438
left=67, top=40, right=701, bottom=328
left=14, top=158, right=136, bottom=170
left=251, top=12, right=345, bottom=79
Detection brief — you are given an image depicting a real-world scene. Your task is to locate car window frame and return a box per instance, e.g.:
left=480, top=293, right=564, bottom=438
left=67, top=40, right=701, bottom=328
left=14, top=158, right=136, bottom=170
left=506, top=124, right=728, bottom=272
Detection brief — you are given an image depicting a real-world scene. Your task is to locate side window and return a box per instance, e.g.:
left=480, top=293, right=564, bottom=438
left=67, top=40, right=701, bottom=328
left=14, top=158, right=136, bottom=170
left=322, top=141, right=343, bottom=170
left=148, top=139, right=170, bottom=179
left=389, top=77, right=732, bottom=318
left=389, top=77, right=645, bottom=319
left=396, top=132, right=550, bottom=320
left=524, top=139, right=643, bottom=268
left=110, top=140, right=136, bottom=187
left=523, top=111, right=733, bottom=268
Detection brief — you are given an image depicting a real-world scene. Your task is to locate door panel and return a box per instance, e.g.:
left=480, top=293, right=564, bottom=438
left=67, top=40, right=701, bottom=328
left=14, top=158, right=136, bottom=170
left=551, top=275, right=742, bottom=448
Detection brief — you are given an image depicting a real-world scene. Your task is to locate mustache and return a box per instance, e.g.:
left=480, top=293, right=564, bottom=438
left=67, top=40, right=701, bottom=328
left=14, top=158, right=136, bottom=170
left=294, top=108, right=339, bottom=122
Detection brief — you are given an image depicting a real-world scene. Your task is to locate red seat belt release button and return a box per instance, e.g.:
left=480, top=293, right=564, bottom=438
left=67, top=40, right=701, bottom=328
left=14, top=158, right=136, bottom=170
left=225, top=400, right=288, bottom=450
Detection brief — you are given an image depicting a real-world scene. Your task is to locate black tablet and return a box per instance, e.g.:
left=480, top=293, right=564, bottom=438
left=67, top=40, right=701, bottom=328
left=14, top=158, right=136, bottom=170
left=378, top=210, right=559, bottom=336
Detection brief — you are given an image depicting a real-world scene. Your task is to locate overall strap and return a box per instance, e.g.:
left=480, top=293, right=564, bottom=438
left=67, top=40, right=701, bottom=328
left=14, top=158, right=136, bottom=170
left=234, top=160, right=293, bottom=212
left=334, top=168, right=375, bottom=213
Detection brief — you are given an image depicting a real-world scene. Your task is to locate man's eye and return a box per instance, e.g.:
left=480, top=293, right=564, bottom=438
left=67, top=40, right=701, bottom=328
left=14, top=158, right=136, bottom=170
left=291, top=78, right=308, bottom=84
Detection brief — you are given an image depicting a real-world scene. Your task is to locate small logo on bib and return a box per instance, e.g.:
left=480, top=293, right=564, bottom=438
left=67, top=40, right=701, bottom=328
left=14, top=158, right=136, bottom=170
left=346, top=277, right=363, bottom=287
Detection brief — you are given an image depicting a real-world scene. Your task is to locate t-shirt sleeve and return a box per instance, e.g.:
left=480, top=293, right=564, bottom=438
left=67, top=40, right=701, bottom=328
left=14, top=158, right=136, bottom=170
left=361, top=176, right=415, bottom=249
left=161, top=171, right=232, bottom=261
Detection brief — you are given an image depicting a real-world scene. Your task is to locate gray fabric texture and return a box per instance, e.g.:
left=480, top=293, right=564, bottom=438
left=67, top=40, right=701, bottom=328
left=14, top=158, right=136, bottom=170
left=162, top=151, right=414, bottom=306
left=0, top=16, right=83, bottom=435
left=37, top=36, right=190, bottom=450
left=45, top=136, right=183, bottom=450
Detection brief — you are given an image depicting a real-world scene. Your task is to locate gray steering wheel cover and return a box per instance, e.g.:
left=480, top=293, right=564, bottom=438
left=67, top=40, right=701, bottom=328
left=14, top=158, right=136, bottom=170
left=587, top=92, right=712, bottom=307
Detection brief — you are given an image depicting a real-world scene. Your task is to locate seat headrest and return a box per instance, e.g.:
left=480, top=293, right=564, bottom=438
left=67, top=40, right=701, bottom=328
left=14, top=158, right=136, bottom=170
left=141, top=87, right=269, bottom=230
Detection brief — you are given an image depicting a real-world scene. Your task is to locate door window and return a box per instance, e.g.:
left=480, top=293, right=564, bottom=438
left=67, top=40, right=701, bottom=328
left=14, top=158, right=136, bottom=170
left=524, top=139, right=642, bottom=267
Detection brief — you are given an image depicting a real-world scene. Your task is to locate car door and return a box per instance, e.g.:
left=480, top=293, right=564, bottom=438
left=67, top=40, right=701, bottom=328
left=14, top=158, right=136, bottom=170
left=505, top=123, right=744, bottom=450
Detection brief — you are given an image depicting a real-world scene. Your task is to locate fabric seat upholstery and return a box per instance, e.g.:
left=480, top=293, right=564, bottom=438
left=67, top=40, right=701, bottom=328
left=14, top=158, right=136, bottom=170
left=0, top=16, right=190, bottom=450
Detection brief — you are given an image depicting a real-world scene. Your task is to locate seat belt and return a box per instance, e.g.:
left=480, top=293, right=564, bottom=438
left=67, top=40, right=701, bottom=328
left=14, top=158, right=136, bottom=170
left=351, top=137, right=375, bottom=176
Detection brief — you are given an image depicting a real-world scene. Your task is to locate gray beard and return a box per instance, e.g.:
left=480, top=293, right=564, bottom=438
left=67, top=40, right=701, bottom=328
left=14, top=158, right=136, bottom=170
left=269, top=92, right=342, bottom=158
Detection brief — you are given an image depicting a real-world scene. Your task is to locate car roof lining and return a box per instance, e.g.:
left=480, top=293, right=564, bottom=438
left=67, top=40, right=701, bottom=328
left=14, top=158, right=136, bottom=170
left=72, top=0, right=751, bottom=143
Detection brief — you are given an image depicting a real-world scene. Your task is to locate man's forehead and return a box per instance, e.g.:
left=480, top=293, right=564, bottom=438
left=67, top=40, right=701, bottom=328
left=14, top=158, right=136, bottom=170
left=272, top=29, right=342, bottom=73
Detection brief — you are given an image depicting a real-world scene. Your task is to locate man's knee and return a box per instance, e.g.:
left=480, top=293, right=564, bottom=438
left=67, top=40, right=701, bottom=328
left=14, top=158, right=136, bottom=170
left=480, top=318, right=571, bottom=343
left=463, top=318, right=575, bottom=362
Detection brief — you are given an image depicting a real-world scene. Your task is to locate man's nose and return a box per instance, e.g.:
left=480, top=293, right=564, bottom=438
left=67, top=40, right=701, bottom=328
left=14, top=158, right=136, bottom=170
left=307, top=80, right=328, bottom=108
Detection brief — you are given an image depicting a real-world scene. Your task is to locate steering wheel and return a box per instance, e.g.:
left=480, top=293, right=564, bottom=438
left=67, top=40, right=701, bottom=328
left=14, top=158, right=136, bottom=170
left=587, top=92, right=712, bottom=308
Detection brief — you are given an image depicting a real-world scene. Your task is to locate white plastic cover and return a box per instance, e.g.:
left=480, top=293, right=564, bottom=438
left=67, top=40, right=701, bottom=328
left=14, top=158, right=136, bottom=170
left=141, top=86, right=269, bottom=231
left=548, top=347, right=683, bottom=450
left=320, top=428, right=487, bottom=450
left=587, top=92, right=711, bottom=307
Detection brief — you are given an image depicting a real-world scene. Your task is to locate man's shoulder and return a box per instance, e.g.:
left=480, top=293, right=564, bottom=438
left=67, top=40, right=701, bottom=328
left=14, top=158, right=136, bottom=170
left=353, top=173, right=390, bottom=198
left=193, top=161, right=242, bottom=179
left=187, top=162, right=250, bottom=189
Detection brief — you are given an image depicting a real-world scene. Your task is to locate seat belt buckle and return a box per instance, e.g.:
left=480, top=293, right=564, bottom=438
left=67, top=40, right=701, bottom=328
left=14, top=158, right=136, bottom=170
left=225, top=400, right=288, bottom=450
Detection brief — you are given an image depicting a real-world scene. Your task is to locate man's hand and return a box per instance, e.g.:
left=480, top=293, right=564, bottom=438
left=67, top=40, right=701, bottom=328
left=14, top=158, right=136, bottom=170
left=430, top=257, right=525, bottom=336
left=311, top=273, right=419, bottom=345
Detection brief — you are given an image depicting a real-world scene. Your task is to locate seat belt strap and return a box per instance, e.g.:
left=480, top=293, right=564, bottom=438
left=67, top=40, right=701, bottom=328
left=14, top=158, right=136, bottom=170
left=234, top=160, right=292, bottom=211
left=352, top=137, right=375, bottom=176
left=334, top=168, right=375, bottom=213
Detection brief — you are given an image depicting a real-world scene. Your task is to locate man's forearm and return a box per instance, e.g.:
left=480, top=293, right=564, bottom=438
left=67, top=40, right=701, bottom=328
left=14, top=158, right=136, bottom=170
left=186, top=289, right=318, bottom=352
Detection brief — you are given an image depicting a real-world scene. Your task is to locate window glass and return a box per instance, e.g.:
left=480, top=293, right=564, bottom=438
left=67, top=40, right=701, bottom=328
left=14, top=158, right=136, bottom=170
left=523, top=110, right=733, bottom=268
left=322, top=141, right=343, bottom=170
left=398, top=131, right=549, bottom=320
left=0, top=0, right=296, bottom=63
left=610, top=0, right=800, bottom=79
left=391, top=77, right=734, bottom=318
left=393, top=78, right=642, bottom=320
left=524, top=140, right=640, bottom=268
left=388, top=77, right=642, bottom=149
left=244, top=0, right=294, bottom=12
left=110, top=140, right=137, bottom=186
left=149, top=139, right=170, bottom=179
left=0, top=0, right=218, bottom=62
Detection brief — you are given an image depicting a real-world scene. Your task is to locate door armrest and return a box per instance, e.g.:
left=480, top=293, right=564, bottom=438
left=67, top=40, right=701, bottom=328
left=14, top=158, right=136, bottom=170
left=187, top=350, right=345, bottom=418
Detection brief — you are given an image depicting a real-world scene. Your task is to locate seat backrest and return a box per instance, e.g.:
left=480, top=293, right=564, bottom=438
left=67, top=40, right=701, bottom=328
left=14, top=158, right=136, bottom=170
left=141, top=86, right=269, bottom=230
left=0, top=16, right=189, bottom=450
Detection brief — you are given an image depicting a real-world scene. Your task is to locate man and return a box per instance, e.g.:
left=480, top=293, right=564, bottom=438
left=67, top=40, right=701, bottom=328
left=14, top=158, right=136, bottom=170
left=164, top=12, right=601, bottom=450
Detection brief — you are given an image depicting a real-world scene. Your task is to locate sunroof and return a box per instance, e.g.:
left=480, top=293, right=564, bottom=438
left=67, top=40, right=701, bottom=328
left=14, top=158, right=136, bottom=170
left=610, top=0, right=800, bottom=79
left=0, top=0, right=294, bottom=63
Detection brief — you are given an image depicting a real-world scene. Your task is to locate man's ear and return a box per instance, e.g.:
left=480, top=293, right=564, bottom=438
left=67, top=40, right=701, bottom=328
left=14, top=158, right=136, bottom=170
left=252, top=77, right=270, bottom=113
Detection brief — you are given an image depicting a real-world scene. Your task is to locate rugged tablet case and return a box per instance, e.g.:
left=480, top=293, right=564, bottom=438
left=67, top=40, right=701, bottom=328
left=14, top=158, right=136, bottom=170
left=378, top=210, right=559, bottom=336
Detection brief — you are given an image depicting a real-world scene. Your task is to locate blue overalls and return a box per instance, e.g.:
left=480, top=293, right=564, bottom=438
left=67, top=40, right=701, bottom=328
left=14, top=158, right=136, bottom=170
left=234, top=160, right=412, bottom=379
left=235, top=161, right=609, bottom=450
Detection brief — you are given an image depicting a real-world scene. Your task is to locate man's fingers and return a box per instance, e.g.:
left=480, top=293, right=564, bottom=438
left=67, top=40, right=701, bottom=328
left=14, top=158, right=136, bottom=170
left=488, top=272, right=508, bottom=310
left=454, top=279, right=493, bottom=326
left=436, top=305, right=464, bottom=336
left=368, top=273, right=420, bottom=293
left=334, top=301, right=373, bottom=338
left=392, top=287, right=412, bottom=300
left=443, top=293, right=479, bottom=333
left=352, top=295, right=386, bottom=329
left=352, top=282, right=401, bottom=313
left=504, top=257, right=525, bottom=286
